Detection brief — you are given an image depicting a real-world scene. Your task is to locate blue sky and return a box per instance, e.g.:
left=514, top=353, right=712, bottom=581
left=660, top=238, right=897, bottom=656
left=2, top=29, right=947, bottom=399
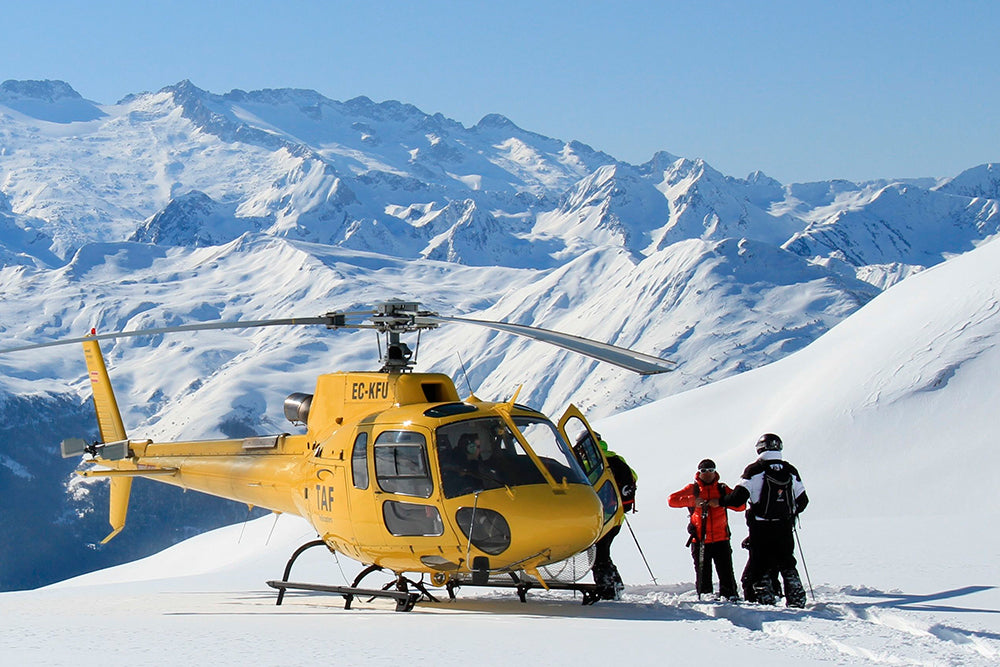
left=2, top=0, right=996, bottom=183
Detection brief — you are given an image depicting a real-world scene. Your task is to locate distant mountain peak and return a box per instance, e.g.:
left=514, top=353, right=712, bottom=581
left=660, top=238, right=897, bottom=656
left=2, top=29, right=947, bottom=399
left=637, top=150, right=681, bottom=175
left=341, top=95, right=427, bottom=123
left=745, top=169, right=780, bottom=186
left=223, top=87, right=328, bottom=107
left=160, top=79, right=210, bottom=99
left=935, top=163, right=1000, bottom=200
left=130, top=191, right=268, bottom=247
left=474, top=113, right=520, bottom=131
left=0, top=79, right=105, bottom=123
left=0, top=79, right=82, bottom=102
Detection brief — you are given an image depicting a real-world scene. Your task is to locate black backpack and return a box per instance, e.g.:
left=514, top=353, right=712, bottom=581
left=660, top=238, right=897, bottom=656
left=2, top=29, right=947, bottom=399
left=753, top=462, right=797, bottom=521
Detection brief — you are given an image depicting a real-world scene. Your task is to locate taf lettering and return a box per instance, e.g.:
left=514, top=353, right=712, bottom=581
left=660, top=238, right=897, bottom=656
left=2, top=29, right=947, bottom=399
left=315, top=484, right=335, bottom=511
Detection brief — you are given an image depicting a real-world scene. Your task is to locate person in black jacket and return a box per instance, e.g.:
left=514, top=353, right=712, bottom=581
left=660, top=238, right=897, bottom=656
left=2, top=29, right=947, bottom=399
left=716, top=433, right=809, bottom=607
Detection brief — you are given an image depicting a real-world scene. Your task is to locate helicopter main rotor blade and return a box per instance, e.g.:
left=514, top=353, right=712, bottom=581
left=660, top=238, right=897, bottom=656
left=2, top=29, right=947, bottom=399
left=0, top=316, right=332, bottom=355
left=0, top=300, right=676, bottom=375
left=416, top=314, right=675, bottom=375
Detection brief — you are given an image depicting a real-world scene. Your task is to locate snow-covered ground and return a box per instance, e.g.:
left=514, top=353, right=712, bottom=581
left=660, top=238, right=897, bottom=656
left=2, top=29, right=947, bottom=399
left=3, top=239, right=999, bottom=664
left=8, top=512, right=995, bottom=666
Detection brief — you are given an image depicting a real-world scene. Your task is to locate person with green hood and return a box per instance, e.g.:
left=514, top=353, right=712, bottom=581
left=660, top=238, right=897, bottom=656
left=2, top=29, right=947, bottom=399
left=591, top=434, right=637, bottom=600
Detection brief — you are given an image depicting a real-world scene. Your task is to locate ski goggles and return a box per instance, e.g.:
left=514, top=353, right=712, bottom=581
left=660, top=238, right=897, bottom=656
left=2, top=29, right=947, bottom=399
left=698, top=466, right=716, bottom=473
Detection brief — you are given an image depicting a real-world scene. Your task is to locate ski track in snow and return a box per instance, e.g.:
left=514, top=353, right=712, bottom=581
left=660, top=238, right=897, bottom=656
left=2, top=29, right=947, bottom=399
left=620, top=586, right=1000, bottom=665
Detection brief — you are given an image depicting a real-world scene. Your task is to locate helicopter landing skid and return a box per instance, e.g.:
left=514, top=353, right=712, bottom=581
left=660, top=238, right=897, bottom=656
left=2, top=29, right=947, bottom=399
left=266, top=579, right=422, bottom=612
left=446, top=573, right=604, bottom=606
left=267, top=540, right=435, bottom=612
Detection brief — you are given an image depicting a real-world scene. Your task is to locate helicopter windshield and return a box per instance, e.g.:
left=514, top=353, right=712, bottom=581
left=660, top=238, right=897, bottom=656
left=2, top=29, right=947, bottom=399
left=436, top=416, right=587, bottom=499
left=511, top=416, right=588, bottom=486
left=437, top=417, right=542, bottom=498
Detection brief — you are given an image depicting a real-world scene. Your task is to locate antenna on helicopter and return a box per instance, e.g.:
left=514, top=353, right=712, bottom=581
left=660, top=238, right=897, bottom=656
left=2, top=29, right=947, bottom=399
left=456, top=351, right=475, bottom=396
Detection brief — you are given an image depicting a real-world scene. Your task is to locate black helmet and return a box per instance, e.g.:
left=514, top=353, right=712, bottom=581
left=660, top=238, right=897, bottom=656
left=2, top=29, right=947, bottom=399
left=756, top=433, right=782, bottom=453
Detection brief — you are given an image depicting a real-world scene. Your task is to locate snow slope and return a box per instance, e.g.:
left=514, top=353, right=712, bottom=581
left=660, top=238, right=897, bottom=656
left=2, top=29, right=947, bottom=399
left=2, top=233, right=997, bottom=665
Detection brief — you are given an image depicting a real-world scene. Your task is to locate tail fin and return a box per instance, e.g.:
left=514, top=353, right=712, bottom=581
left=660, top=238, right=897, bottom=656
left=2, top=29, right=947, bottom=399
left=82, top=333, right=131, bottom=542
left=102, top=477, right=132, bottom=544
left=82, top=333, right=127, bottom=443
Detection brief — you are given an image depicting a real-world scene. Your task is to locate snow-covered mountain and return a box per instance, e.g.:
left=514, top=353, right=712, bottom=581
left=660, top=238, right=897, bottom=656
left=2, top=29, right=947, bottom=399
left=0, top=78, right=997, bottom=589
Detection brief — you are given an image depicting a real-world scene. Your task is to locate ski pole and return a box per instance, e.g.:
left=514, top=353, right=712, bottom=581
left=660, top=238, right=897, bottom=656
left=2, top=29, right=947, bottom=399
left=623, top=514, right=658, bottom=585
left=696, top=503, right=707, bottom=600
left=793, top=521, right=815, bottom=600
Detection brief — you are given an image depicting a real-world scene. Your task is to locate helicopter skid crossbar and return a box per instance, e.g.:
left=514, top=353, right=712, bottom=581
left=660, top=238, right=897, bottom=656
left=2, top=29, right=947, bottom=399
left=269, top=540, right=434, bottom=611
left=266, top=580, right=422, bottom=612
left=447, top=574, right=603, bottom=606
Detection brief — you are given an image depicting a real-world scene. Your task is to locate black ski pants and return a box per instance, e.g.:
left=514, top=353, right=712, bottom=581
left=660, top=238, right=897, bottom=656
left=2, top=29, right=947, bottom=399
left=690, top=539, right=738, bottom=598
left=592, top=524, right=624, bottom=598
left=745, top=519, right=801, bottom=599
left=746, top=519, right=797, bottom=574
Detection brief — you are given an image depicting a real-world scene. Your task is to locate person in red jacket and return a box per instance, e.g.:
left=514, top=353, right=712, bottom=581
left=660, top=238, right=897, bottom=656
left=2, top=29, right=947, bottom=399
left=668, top=459, right=745, bottom=601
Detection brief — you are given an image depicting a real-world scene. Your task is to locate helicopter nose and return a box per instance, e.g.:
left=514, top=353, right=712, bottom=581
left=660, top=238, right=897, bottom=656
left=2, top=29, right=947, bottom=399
left=531, top=485, right=605, bottom=560
left=458, top=484, right=603, bottom=565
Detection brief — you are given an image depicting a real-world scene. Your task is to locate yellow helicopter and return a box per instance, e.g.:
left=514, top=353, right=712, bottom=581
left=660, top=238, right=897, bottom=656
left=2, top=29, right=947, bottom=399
left=2, top=300, right=674, bottom=610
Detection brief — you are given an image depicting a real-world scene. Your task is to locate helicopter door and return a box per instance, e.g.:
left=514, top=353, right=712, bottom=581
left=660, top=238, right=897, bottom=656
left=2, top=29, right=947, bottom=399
left=344, top=429, right=384, bottom=553
left=558, top=405, right=622, bottom=530
left=371, top=428, right=444, bottom=545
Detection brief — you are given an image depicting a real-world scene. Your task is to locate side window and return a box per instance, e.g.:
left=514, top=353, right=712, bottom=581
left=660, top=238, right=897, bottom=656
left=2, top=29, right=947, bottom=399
left=382, top=501, right=443, bottom=536
left=374, top=430, right=432, bottom=498
left=565, top=416, right=605, bottom=485
left=597, top=480, right=620, bottom=525
left=351, top=432, right=369, bottom=490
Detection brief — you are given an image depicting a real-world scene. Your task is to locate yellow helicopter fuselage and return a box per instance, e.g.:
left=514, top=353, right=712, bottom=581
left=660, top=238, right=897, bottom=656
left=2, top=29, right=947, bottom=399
left=83, top=344, right=620, bottom=582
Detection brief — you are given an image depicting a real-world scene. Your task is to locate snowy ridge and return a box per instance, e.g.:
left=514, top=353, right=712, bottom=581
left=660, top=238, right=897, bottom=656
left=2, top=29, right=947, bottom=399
left=0, top=201, right=59, bottom=268
left=935, top=163, right=1000, bottom=199
left=130, top=191, right=271, bottom=247
left=650, top=158, right=803, bottom=249
left=783, top=182, right=1000, bottom=266
left=2, top=79, right=997, bottom=276
left=0, top=79, right=106, bottom=123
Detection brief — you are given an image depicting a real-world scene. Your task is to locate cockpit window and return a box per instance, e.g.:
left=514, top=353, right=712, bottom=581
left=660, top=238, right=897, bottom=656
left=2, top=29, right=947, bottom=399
left=436, top=418, right=545, bottom=498
left=512, top=416, right=588, bottom=485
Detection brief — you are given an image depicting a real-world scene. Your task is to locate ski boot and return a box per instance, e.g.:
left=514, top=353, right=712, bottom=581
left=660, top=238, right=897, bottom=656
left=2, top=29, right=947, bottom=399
left=752, top=574, right=777, bottom=605
left=782, top=569, right=807, bottom=608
